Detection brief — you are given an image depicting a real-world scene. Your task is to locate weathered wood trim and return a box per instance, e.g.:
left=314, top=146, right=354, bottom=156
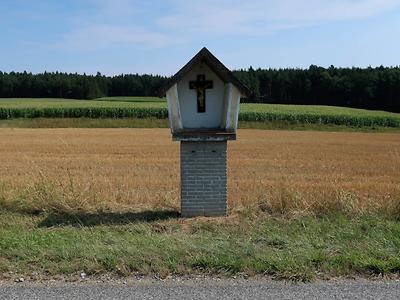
left=221, top=83, right=230, bottom=129
left=224, top=83, right=241, bottom=132
left=173, top=131, right=236, bottom=141
left=166, top=84, right=183, bottom=133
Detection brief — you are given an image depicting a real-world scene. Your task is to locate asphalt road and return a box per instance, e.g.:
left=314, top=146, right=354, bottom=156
left=1, top=279, right=400, bottom=300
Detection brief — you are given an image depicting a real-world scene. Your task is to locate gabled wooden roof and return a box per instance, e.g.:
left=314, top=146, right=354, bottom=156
left=159, top=47, right=250, bottom=97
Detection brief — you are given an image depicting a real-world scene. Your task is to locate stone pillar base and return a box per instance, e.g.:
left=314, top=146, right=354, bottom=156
left=180, top=141, right=227, bottom=217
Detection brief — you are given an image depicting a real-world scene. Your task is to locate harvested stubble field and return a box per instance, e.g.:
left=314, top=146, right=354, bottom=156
left=0, top=128, right=399, bottom=217
left=1, top=128, right=400, bottom=280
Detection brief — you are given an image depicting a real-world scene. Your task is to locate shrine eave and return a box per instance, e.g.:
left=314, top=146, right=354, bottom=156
left=158, top=47, right=251, bottom=98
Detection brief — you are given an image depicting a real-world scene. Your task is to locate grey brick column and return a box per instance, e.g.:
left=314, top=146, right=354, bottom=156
left=180, top=141, right=227, bottom=217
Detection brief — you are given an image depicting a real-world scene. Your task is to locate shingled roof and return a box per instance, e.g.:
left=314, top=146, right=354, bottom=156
left=159, top=47, right=250, bottom=97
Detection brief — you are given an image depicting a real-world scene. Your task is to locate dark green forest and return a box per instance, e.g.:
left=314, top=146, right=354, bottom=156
left=1, top=65, right=400, bottom=112
left=234, top=66, right=400, bottom=112
left=0, top=72, right=167, bottom=100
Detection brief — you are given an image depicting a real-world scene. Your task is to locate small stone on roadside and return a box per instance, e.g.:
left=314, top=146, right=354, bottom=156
left=15, top=277, right=24, bottom=283
left=80, top=272, right=87, bottom=279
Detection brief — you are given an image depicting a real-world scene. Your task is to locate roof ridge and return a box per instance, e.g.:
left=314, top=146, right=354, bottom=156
left=158, top=47, right=250, bottom=97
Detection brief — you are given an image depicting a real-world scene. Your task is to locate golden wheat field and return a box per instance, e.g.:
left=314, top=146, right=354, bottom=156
left=0, top=128, right=399, bottom=217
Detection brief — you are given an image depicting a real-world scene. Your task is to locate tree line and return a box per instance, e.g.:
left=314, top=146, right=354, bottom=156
left=1, top=66, right=399, bottom=112
left=233, top=66, right=400, bottom=112
left=0, top=71, right=167, bottom=100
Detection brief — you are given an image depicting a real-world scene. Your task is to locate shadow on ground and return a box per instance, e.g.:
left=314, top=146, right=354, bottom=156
left=38, top=210, right=180, bottom=227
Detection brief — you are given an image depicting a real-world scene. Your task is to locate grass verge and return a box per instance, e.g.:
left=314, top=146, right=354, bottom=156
left=0, top=118, right=169, bottom=128
left=0, top=210, right=399, bottom=282
left=0, top=174, right=399, bottom=281
left=0, top=118, right=399, bottom=132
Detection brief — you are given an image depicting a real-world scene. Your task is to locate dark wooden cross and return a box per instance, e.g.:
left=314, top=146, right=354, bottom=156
left=189, top=74, right=213, bottom=113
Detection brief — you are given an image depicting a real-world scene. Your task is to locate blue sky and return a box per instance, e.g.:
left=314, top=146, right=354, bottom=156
left=1, top=0, right=400, bottom=76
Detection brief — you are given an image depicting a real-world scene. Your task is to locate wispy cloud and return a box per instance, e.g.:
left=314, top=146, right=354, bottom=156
left=55, top=0, right=400, bottom=50
left=54, top=0, right=174, bottom=50
left=83, top=0, right=140, bottom=18
left=55, top=25, right=171, bottom=50
left=158, top=0, right=400, bottom=35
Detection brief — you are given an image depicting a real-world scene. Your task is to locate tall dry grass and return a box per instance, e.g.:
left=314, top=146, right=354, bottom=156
left=0, top=128, right=399, bottom=218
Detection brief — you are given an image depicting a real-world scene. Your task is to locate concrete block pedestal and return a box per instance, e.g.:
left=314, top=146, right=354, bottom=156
left=180, top=141, right=227, bottom=217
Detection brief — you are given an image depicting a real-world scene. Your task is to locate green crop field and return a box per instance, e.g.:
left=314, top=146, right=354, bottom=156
left=0, top=98, right=166, bottom=108
left=95, top=96, right=165, bottom=103
left=0, top=97, right=399, bottom=128
left=239, top=103, right=400, bottom=127
left=0, top=98, right=167, bottom=119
